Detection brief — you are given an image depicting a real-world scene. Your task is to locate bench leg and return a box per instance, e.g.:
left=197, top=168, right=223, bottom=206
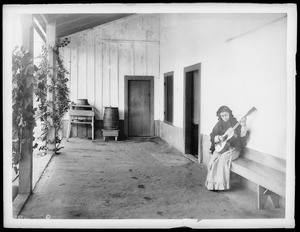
left=257, top=185, right=280, bottom=209
left=258, top=185, right=268, bottom=209
left=269, top=190, right=280, bottom=208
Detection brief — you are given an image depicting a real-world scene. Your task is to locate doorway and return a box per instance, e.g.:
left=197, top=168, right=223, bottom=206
left=124, top=76, right=154, bottom=137
left=183, top=63, right=201, bottom=160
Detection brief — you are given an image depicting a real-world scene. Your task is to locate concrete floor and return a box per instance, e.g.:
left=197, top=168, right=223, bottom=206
left=19, top=137, right=285, bottom=220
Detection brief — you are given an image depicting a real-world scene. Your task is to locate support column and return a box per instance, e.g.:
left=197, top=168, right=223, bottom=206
left=18, top=14, right=34, bottom=194
left=46, top=23, right=57, bottom=154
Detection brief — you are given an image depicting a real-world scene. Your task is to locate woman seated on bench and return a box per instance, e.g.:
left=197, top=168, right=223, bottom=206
left=205, top=105, right=248, bottom=191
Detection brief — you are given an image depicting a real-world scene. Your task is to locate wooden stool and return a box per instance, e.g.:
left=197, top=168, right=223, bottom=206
left=102, top=129, right=119, bottom=141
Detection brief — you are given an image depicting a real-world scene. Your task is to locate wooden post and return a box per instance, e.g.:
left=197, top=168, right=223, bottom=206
left=18, top=14, right=34, bottom=194
left=46, top=23, right=56, bottom=154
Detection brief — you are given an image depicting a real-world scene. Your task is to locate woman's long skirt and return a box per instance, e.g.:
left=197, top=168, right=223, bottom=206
left=205, top=148, right=240, bottom=190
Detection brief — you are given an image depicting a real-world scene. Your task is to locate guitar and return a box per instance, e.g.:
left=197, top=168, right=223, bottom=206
left=214, top=107, right=257, bottom=153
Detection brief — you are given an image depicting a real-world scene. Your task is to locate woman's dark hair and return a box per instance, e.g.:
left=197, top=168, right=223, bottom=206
left=216, top=105, right=233, bottom=120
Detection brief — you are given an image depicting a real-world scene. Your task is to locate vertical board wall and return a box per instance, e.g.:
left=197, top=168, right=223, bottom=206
left=60, top=14, right=160, bottom=120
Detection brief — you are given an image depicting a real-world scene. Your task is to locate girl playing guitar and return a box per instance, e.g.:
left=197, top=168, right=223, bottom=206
left=205, top=105, right=256, bottom=191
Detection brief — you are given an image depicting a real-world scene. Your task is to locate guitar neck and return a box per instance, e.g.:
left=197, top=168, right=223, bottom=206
left=232, top=120, right=243, bottom=131
left=231, top=115, right=248, bottom=131
left=226, top=107, right=256, bottom=134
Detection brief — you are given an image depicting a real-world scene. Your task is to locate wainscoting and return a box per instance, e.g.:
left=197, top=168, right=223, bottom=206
left=157, top=120, right=184, bottom=154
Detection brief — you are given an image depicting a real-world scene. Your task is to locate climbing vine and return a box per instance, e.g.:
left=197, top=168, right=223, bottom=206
left=35, top=38, right=70, bottom=153
left=12, top=46, right=37, bottom=174
left=12, top=38, right=70, bottom=175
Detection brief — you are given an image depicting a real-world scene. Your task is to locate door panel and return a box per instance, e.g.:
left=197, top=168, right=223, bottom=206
left=128, top=80, right=151, bottom=136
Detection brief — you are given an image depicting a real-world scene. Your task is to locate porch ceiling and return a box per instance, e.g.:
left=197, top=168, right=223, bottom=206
left=35, top=13, right=133, bottom=38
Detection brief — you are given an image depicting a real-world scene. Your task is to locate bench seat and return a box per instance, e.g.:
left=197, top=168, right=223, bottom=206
left=231, top=157, right=286, bottom=209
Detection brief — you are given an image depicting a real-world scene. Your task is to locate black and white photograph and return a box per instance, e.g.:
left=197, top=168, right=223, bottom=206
left=3, top=3, right=296, bottom=229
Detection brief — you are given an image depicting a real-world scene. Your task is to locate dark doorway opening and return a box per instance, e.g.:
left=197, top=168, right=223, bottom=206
left=184, top=64, right=201, bottom=160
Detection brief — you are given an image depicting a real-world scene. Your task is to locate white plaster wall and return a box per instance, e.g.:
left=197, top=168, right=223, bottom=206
left=159, top=13, right=288, bottom=159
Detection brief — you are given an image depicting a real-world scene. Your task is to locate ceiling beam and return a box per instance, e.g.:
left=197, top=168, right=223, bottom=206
left=33, top=14, right=47, bottom=33
left=56, top=16, right=116, bottom=33
left=33, top=23, right=46, bottom=43
left=40, top=13, right=134, bottom=38
left=41, top=14, right=49, bottom=24
left=52, top=14, right=95, bottom=26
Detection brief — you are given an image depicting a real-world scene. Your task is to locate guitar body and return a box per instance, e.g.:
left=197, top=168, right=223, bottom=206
left=214, top=128, right=235, bottom=153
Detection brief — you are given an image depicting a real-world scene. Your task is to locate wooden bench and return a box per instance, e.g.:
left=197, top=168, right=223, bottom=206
left=66, top=104, right=95, bottom=141
left=231, top=148, right=286, bottom=209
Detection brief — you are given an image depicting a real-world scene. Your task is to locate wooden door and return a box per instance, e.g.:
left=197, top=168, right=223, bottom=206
left=128, top=80, right=151, bottom=136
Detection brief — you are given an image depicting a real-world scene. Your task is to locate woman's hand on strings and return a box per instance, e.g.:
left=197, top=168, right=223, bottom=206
left=241, top=117, right=247, bottom=126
